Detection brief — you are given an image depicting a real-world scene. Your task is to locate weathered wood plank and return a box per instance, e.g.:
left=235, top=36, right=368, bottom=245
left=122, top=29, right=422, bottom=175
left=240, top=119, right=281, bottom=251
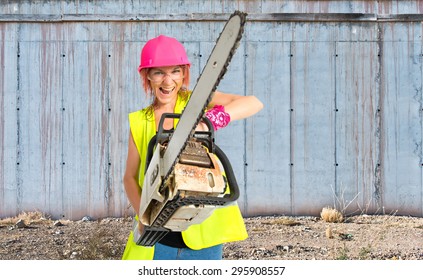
left=290, top=40, right=336, bottom=216
left=61, top=40, right=109, bottom=220
left=243, top=41, right=291, bottom=216
left=2, top=0, right=423, bottom=17
left=335, top=41, right=380, bottom=215
left=381, top=26, right=423, bottom=216
left=2, top=0, right=423, bottom=219
left=0, top=38, right=18, bottom=218
left=17, top=40, right=63, bottom=215
left=4, top=13, right=423, bottom=23
left=108, top=40, right=147, bottom=218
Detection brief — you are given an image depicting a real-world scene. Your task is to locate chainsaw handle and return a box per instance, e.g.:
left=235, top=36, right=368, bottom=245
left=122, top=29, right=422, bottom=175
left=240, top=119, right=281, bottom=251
left=157, top=112, right=215, bottom=141
left=145, top=113, right=180, bottom=175
left=214, top=144, right=240, bottom=202
left=157, top=113, right=180, bottom=144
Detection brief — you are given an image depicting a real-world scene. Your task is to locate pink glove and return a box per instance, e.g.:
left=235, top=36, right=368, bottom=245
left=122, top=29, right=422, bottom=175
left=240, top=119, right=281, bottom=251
left=205, top=105, right=231, bottom=131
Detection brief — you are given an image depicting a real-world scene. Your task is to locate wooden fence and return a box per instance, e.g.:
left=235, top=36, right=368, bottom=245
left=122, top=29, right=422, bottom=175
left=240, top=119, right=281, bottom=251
left=1, top=0, right=423, bottom=219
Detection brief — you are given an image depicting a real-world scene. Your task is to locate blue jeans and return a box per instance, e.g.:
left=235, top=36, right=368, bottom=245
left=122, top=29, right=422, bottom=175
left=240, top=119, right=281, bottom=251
left=153, top=243, right=223, bottom=260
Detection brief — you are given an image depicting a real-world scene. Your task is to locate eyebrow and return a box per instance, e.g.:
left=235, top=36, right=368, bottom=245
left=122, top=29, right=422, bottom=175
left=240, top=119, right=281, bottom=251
left=151, top=66, right=182, bottom=72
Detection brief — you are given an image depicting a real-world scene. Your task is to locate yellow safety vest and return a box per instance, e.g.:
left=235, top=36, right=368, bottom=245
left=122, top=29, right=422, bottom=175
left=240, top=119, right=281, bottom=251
left=122, top=92, right=248, bottom=260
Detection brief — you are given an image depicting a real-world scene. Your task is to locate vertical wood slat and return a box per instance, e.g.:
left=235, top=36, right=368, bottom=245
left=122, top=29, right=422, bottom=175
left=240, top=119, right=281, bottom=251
left=381, top=25, right=423, bottom=216
left=335, top=41, right=380, bottom=214
left=17, top=32, right=63, bottom=215
left=62, top=40, right=109, bottom=219
left=108, top=40, right=146, bottom=218
left=0, top=34, right=18, bottom=217
left=243, top=41, right=291, bottom=216
left=290, top=40, right=336, bottom=216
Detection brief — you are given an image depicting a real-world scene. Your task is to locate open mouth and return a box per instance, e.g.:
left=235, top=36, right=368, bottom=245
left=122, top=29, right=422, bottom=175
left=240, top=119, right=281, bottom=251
left=160, top=87, right=175, bottom=95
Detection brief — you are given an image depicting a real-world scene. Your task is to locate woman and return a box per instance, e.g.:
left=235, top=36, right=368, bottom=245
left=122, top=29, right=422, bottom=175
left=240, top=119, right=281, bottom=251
left=122, top=35, right=263, bottom=260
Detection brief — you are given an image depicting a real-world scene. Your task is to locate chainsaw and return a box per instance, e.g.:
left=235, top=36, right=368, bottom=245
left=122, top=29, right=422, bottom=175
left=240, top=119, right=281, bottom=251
left=133, top=11, right=247, bottom=247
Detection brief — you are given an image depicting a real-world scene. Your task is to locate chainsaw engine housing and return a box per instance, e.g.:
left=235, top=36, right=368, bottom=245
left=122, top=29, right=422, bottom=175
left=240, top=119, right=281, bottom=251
left=133, top=115, right=239, bottom=246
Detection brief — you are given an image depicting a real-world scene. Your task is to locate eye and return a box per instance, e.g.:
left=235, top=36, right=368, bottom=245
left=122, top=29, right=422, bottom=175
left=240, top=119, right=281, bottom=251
left=172, top=68, right=182, bottom=74
left=151, top=70, right=164, bottom=76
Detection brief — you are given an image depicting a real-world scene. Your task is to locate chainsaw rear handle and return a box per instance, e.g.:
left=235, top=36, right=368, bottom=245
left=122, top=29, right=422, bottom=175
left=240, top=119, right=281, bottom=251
left=157, top=112, right=215, bottom=148
left=213, top=143, right=240, bottom=202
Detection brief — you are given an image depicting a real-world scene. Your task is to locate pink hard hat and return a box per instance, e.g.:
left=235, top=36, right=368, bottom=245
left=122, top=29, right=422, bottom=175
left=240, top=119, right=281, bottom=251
left=138, top=35, right=191, bottom=72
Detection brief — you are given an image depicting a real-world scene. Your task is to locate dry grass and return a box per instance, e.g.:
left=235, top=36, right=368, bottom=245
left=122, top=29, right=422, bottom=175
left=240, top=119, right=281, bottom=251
left=0, top=211, right=73, bottom=227
left=320, top=207, right=344, bottom=223
left=0, top=211, right=51, bottom=226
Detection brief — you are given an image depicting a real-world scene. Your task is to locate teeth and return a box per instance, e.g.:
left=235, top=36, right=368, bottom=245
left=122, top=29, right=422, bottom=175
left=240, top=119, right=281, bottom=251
left=160, top=87, right=174, bottom=94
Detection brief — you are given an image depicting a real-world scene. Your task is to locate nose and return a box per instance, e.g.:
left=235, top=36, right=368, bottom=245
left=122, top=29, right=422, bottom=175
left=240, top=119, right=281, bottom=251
left=162, top=73, right=174, bottom=83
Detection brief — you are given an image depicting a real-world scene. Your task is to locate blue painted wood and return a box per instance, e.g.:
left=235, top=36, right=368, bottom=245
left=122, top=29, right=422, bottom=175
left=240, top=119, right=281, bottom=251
left=17, top=39, right=63, bottom=215
left=381, top=24, right=423, bottom=217
left=1, top=1, right=423, bottom=219
left=335, top=41, right=380, bottom=215
left=243, top=41, right=291, bottom=216
left=61, top=40, right=110, bottom=219
left=108, top=40, right=146, bottom=217
left=0, top=39, right=18, bottom=218
left=290, top=40, right=336, bottom=216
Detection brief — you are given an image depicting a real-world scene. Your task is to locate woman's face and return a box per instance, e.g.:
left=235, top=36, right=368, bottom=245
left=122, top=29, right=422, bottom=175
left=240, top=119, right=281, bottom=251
left=147, top=66, right=185, bottom=106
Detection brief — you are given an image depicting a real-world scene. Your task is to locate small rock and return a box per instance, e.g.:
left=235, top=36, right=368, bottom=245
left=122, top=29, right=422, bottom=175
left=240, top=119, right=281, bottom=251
left=53, top=220, right=63, bottom=227
left=303, top=226, right=312, bottom=232
left=15, top=219, right=27, bottom=229
left=63, top=250, right=71, bottom=257
left=326, top=226, right=333, bottom=239
left=81, top=216, right=92, bottom=222
left=250, top=247, right=266, bottom=255
left=339, top=233, right=353, bottom=240
left=276, top=245, right=293, bottom=252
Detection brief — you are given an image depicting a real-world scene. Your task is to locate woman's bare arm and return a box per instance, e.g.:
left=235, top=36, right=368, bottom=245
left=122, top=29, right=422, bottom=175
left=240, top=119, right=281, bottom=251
left=210, top=91, right=264, bottom=121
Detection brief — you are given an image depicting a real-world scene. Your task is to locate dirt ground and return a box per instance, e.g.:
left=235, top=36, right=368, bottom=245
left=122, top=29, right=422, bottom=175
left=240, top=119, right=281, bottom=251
left=1, top=211, right=423, bottom=260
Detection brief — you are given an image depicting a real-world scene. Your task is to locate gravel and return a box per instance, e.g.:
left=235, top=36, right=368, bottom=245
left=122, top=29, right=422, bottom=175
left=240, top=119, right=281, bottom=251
left=1, top=212, right=423, bottom=260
